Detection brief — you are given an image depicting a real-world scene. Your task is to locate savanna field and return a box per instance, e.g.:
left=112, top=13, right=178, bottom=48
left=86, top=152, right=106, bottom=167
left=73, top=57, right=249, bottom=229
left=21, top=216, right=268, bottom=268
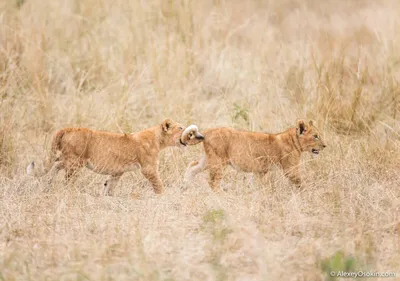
left=1, top=0, right=400, bottom=280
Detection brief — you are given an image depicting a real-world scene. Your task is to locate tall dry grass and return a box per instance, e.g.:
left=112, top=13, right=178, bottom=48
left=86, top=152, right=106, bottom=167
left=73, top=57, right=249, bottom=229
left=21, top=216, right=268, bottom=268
left=0, top=0, right=399, bottom=280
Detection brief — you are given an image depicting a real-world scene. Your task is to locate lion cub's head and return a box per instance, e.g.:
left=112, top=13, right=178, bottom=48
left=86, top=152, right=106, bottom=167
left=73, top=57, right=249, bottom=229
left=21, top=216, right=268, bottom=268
left=160, top=119, right=204, bottom=147
left=296, top=119, right=327, bottom=155
left=161, top=118, right=186, bottom=147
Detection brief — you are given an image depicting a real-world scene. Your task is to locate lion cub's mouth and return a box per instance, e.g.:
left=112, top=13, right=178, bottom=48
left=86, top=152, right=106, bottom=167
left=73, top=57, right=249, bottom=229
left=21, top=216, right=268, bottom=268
left=311, top=148, right=319, bottom=154
left=179, top=138, right=187, bottom=147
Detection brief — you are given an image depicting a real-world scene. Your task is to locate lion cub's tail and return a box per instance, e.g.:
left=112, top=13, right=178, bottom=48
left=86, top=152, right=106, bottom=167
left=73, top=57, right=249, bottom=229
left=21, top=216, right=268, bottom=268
left=188, top=160, right=199, bottom=167
left=26, top=161, right=37, bottom=175
left=27, top=130, right=65, bottom=176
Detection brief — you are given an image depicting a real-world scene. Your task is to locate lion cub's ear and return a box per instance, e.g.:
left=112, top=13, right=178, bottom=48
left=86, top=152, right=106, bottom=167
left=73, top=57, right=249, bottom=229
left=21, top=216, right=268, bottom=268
left=296, top=119, right=308, bottom=135
left=161, top=118, right=173, bottom=134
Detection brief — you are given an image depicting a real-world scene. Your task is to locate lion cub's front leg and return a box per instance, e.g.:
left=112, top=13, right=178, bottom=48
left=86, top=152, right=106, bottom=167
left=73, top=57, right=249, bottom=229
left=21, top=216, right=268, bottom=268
left=141, top=165, right=164, bottom=194
left=281, top=158, right=302, bottom=188
left=282, top=165, right=301, bottom=188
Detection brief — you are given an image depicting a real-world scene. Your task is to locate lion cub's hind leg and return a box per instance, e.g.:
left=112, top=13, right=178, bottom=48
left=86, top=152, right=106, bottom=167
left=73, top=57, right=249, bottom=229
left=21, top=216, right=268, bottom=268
left=63, top=157, right=85, bottom=183
left=43, top=161, right=65, bottom=192
left=208, top=165, right=225, bottom=192
left=184, top=156, right=207, bottom=183
left=207, top=156, right=227, bottom=192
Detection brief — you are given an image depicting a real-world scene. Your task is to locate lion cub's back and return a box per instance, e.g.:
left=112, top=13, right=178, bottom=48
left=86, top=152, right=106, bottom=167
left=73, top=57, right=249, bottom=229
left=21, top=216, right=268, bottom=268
left=57, top=128, right=93, bottom=157
left=203, top=127, right=263, bottom=146
left=202, top=128, right=243, bottom=158
left=202, top=127, right=274, bottom=158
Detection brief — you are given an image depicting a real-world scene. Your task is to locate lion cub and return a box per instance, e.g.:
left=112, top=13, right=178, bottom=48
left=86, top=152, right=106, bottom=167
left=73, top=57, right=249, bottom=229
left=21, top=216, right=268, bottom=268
left=27, top=119, right=204, bottom=195
left=184, top=120, right=326, bottom=191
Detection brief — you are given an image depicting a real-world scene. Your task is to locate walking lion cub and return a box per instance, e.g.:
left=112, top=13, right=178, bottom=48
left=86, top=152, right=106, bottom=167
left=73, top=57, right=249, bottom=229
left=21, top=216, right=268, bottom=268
left=27, top=119, right=204, bottom=195
left=184, top=119, right=326, bottom=191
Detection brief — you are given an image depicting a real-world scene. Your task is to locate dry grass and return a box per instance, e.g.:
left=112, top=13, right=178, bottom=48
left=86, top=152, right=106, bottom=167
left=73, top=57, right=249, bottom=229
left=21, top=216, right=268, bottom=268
left=1, top=0, right=400, bottom=280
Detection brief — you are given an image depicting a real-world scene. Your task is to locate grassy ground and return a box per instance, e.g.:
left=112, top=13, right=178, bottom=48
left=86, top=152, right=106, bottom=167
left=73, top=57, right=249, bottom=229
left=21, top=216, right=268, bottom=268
left=0, top=0, right=399, bottom=280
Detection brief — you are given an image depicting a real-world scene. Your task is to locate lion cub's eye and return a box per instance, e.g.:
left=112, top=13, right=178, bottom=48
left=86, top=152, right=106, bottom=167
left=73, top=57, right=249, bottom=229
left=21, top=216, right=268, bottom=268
left=189, top=133, right=193, bottom=138
left=314, top=135, right=319, bottom=139
left=179, top=127, right=183, bottom=131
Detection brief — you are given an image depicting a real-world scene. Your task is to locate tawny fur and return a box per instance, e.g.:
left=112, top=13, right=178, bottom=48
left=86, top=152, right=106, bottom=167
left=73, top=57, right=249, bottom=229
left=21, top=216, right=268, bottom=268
left=28, top=118, right=188, bottom=195
left=184, top=120, right=327, bottom=191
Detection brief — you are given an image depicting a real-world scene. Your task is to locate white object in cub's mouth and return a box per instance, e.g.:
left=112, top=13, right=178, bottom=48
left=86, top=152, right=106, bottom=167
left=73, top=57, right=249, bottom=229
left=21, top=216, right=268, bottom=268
left=181, top=125, right=199, bottom=142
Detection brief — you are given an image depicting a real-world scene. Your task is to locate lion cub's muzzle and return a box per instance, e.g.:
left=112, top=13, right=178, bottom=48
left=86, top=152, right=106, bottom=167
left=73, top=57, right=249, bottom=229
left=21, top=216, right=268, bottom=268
left=311, top=143, right=327, bottom=155
left=179, top=138, right=187, bottom=147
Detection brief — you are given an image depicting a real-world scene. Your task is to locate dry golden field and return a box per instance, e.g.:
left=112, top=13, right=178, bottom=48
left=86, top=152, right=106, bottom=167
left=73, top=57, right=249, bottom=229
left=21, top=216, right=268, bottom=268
left=1, top=0, right=400, bottom=280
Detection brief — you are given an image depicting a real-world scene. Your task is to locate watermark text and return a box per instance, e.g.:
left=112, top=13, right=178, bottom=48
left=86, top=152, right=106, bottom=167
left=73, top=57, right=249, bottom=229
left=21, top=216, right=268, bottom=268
left=329, top=271, right=396, bottom=278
